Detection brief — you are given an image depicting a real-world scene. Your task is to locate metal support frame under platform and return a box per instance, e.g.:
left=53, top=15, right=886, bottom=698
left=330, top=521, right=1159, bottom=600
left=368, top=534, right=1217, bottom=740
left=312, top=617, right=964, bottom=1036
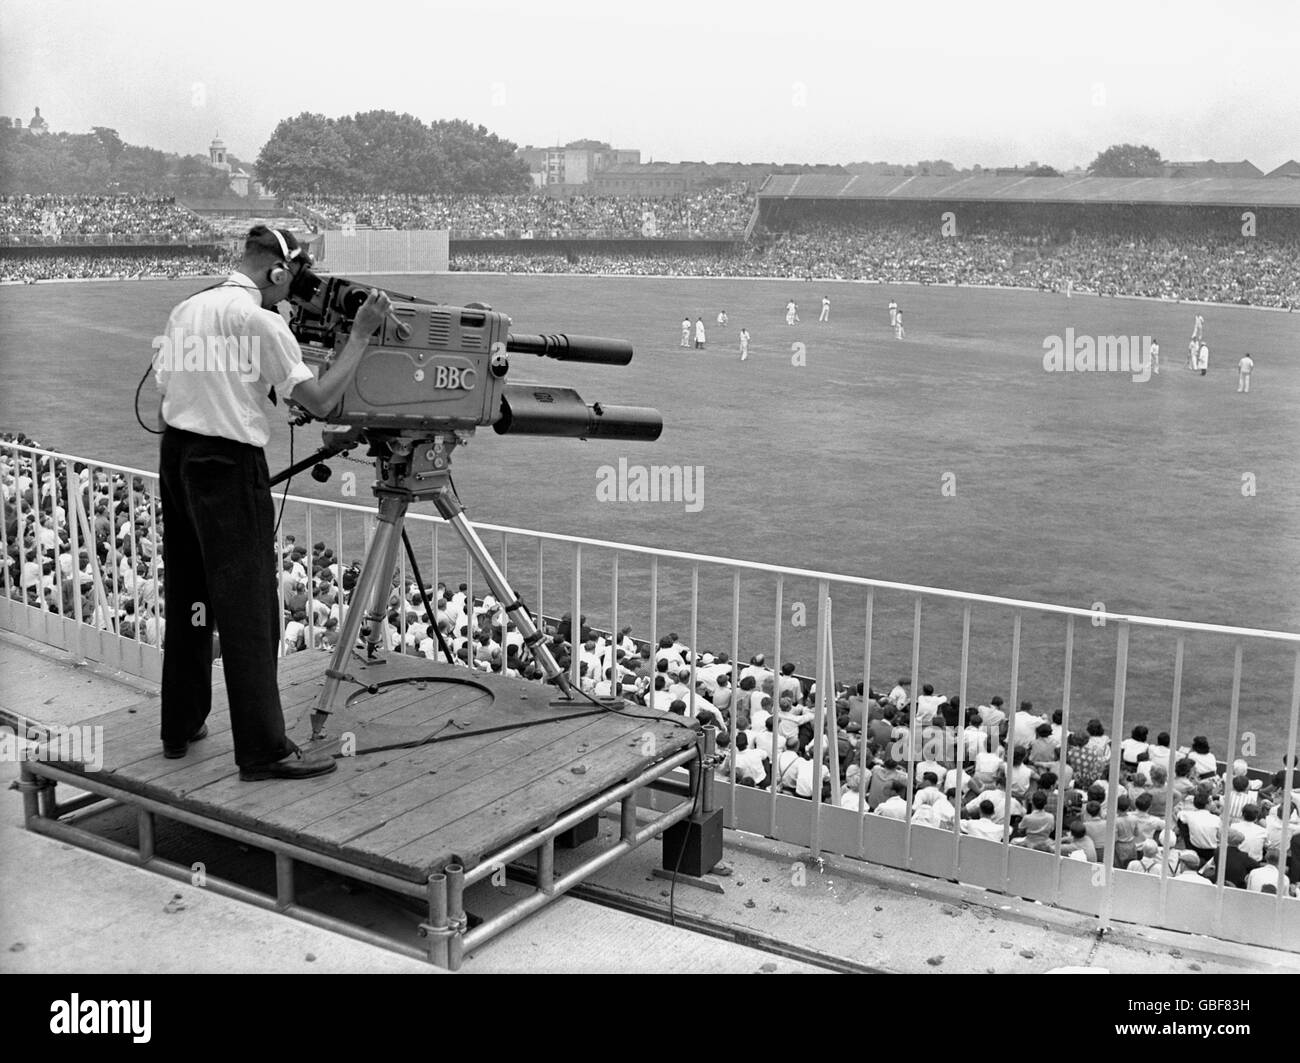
left=16, top=730, right=711, bottom=971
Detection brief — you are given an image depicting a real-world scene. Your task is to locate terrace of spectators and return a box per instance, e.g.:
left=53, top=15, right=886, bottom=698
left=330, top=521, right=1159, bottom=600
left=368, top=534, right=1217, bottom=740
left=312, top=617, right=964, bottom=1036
left=291, top=185, right=756, bottom=240
left=0, top=194, right=220, bottom=247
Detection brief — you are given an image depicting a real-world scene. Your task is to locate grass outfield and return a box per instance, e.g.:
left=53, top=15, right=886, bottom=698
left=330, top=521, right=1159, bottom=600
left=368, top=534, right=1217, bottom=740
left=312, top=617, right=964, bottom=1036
left=1, top=275, right=1297, bottom=759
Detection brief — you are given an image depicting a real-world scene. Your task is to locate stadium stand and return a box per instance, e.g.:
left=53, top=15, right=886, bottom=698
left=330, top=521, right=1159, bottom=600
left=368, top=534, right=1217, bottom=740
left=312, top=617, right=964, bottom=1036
left=0, top=194, right=218, bottom=242
left=4, top=181, right=1300, bottom=307
left=292, top=185, right=755, bottom=238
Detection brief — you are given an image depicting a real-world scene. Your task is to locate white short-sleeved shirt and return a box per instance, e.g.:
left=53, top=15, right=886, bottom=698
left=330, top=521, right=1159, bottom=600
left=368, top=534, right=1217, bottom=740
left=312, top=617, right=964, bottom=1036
left=156, top=272, right=314, bottom=448
left=1238, top=356, right=1253, bottom=373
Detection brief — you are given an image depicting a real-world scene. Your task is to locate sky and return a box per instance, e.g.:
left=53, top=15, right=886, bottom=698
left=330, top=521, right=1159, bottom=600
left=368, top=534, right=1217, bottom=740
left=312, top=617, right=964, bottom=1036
left=1, top=0, right=1298, bottom=172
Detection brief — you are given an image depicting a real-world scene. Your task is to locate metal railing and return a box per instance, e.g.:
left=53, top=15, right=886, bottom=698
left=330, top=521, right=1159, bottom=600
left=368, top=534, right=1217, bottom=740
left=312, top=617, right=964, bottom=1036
left=3, top=441, right=1297, bottom=952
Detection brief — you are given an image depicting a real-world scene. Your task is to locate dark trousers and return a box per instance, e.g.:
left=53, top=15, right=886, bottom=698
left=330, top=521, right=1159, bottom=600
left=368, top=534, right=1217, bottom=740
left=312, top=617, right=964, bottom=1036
left=160, top=428, right=292, bottom=767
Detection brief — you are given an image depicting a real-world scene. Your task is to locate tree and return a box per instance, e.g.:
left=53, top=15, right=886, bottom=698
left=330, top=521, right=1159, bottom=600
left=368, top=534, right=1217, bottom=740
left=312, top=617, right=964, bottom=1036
left=93, top=126, right=124, bottom=169
left=255, top=112, right=351, bottom=195
left=1027, top=165, right=1061, bottom=177
left=427, top=119, right=531, bottom=194
left=336, top=111, right=439, bottom=194
left=1088, top=144, right=1164, bottom=178
left=254, top=110, right=532, bottom=195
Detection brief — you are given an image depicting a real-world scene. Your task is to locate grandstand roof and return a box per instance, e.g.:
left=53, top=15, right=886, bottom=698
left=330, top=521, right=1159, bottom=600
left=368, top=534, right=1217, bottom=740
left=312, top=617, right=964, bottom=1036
left=758, top=174, right=1300, bottom=207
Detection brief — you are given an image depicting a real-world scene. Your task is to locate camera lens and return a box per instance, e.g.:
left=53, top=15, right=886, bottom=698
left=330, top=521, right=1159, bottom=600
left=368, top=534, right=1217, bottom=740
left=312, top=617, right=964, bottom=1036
left=340, top=287, right=369, bottom=317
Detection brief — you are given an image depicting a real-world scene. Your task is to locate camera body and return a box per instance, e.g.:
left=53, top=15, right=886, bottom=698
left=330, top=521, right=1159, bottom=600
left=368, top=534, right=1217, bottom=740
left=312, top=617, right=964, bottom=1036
left=289, top=273, right=507, bottom=430
left=286, top=269, right=662, bottom=442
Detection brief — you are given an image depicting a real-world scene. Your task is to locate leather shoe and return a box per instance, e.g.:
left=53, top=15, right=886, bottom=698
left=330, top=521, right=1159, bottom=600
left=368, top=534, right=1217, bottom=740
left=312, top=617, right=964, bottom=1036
left=163, top=724, right=209, bottom=759
left=239, top=748, right=338, bottom=782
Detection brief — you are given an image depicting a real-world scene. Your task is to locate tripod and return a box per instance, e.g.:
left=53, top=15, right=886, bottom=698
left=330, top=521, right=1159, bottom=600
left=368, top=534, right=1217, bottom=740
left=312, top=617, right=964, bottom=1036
left=310, top=430, right=572, bottom=739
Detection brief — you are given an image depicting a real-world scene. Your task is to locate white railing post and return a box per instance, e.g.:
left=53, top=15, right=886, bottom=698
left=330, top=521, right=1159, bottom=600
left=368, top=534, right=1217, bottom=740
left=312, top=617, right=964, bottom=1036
left=1158, top=636, right=1185, bottom=921
left=952, top=603, right=972, bottom=870
left=857, top=589, right=874, bottom=856
left=570, top=544, right=581, bottom=689
left=769, top=574, right=784, bottom=835
left=1276, top=650, right=1300, bottom=936
left=1213, top=644, right=1244, bottom=933
left=810, top=579, right=830, bottom=856
left=1098, top=621, right=1129, bottom=931
left=1053, top=616, right=1075, bottom=889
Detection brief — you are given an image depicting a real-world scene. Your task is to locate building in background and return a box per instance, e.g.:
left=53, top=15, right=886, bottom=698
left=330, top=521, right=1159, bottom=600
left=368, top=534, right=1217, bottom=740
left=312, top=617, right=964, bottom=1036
left=516, top=140, right=642, bottom=189
left=208, top=134, right=254, bottom=197
left=1162, top=159, right=1264, bottom=178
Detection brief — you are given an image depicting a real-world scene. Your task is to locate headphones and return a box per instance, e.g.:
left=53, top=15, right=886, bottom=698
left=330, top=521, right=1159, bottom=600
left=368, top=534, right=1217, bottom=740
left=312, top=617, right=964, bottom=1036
left=265, top=227, right=304, bottom=286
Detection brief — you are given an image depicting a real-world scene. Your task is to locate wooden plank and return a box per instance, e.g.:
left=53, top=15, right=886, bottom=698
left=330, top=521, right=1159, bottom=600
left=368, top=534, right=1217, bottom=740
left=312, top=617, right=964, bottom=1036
left=344, top=713, right=674, bottom=858
left=246, top=714, right=544, bottom=833
left=387, top=722, right=696, bottom=869
left=78, top=650, right=322, bottom=742
left=92, top=711, right=627, bottom=887
left=106, top=677, right=321, bottom=776
left=207, top=684, right=496, bottom=819
left=308, top=713, right=629, bottom=847
left=85, top=652, right=324, bottom=770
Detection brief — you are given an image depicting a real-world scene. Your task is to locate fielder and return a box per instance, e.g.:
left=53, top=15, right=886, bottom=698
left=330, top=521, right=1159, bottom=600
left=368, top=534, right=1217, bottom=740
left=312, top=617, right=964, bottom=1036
left=680, top=317, right=691, bottom=348
left=888, top=299, right=898, bottom=327
left=819, top=295, right=830, bottom=322
left=717, top=309, right=728, bottom=327
left=1197, top=342, right=1209, bottom=376
left=1237, top=352, right=1254, bottom=393
left=739, top=327, right=750, bottom=361
left=1149, top=338, right=1159, bottom=375
left=894, top=308, right=905, bottom=340
left=785, top=300, right=799, bottom=325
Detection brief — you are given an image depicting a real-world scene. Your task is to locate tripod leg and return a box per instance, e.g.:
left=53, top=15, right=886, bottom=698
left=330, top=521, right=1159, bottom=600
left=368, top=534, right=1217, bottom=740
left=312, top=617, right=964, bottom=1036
left=312, top=494, right=408, bottom=736
left=431, top=487, right=571, bottom=696
left=360, top=517, right=405, bottom=660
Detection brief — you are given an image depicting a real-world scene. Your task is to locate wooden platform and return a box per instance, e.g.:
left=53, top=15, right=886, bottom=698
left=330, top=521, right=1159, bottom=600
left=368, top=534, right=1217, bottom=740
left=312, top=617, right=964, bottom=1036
left=49, top=651, right=699, bottom=885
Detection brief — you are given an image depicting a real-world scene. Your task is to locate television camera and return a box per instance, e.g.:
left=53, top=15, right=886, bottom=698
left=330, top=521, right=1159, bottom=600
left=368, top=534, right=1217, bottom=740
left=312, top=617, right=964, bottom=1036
left=277, top=267, right=663, bottom=737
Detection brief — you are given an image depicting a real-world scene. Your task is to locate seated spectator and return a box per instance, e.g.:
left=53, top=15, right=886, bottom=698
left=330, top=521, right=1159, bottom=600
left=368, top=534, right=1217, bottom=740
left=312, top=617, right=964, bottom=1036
left=1173, top=850, right=1213, bottom=884
left=1126, top=838, right=1163, bottom=875
left=1060, top=820, right=1097, bottom=862
left=1183, top=735, right=1218, bottom=779
left=962, top=799, right=1006, bottom=841
left=874, top=780, right=910, bottom=821
left=1245, top=849, right=1291, bottom=895
left=1178, top=792, right=1221, bottom=861
left=1120, top=725, right=1150, bottom=771
left=1013, top=789, right=1055, bottom=849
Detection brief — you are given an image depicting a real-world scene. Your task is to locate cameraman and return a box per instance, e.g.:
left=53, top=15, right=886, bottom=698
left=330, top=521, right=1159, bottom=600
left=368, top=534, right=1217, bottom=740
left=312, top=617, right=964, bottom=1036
left=156, top=225, right=391, bottom=780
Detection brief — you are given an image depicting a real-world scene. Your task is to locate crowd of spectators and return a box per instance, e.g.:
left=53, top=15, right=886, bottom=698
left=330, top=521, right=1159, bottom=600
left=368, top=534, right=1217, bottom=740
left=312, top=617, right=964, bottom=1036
left=3, top=190, right=1297, bottom=307
left=6, top=429, right=1296, bottom=900
left=0, top=195, right=217, bottom=241
left=705, top=669, right=1298, bottom=896
left=294, top=185, right=755, bottom=238
left=0, top=251, right=236, bottom=283
left=453, top=222, right=1300, bottom=308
